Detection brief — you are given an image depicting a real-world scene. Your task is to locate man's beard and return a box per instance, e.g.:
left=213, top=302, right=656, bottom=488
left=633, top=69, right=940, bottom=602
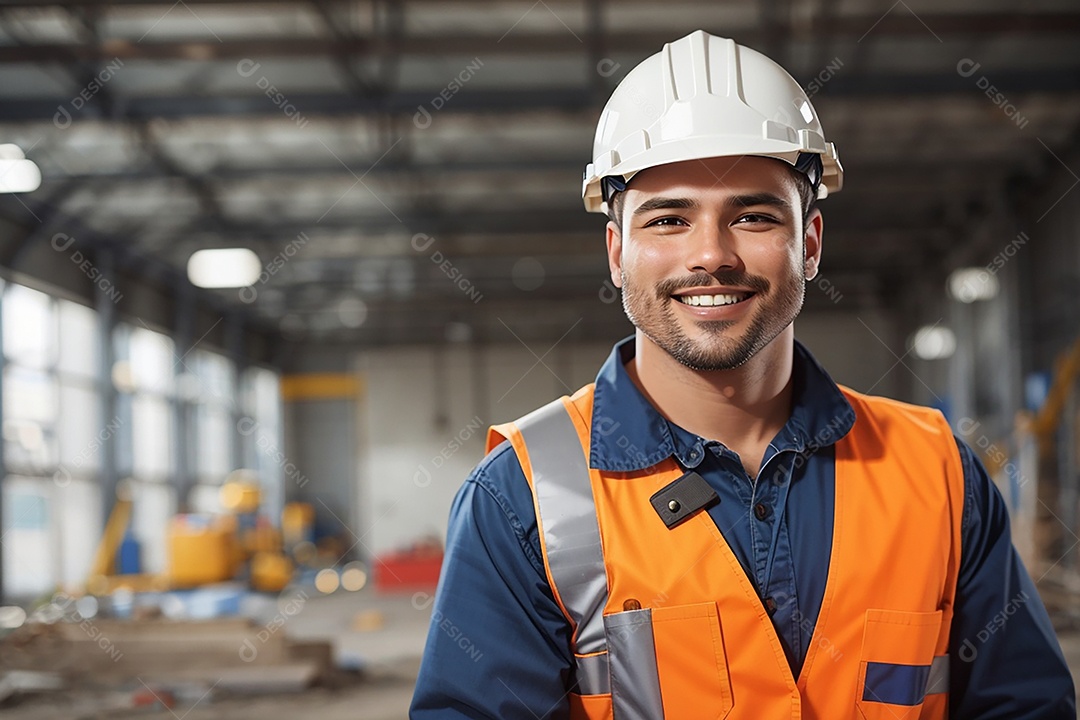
left=620, top=261, right=805, bottom=371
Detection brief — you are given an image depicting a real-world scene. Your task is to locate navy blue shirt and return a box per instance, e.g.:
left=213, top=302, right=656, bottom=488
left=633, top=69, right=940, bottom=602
left=411, top=337, right=1075, bottom=719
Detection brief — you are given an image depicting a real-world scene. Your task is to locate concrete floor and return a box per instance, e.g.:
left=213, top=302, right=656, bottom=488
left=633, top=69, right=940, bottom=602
left=2, top=586, right=431, bottom=720
left=4, top=585, right=1080, bottom=718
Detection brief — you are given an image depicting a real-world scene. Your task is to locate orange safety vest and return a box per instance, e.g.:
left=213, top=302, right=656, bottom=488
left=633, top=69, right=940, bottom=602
left=487, top=382, right=964, bottom=720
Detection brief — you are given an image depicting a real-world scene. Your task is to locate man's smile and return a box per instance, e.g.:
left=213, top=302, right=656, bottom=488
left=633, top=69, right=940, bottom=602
left=672, top=291, right=755, bottom=307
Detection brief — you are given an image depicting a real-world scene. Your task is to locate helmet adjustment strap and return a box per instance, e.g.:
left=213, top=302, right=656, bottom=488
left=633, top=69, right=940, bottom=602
left=601, top=175, right=627, bottom=206
left=794, top=152, right=824, bottom=195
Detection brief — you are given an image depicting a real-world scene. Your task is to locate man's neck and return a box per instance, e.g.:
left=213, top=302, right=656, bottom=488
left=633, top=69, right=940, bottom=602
left=626, top=328, right=796, bottom=473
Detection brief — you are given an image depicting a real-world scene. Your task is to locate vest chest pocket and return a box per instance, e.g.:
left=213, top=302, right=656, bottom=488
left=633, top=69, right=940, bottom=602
left=603, top=602, right=734, bottom=720
left=855, top=608, right=947, bottom=720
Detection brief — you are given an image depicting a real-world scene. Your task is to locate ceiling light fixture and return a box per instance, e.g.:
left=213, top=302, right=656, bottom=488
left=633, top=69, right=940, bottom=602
left=187, top=248, right=262, bottom=288
left=910, top=326, right=957, bottom=360
left=0, top=144, right=42, bottom=194
left=947, top=267, right=999, bottom=303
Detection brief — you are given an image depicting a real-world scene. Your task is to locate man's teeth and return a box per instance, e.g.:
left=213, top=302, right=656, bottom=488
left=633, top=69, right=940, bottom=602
left=676, top=293, right=747, bottom=307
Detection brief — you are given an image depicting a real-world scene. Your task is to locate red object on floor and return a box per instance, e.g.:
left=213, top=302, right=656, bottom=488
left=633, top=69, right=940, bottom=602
left=374, top=549, right=443, bottom=593
left=130, top=688, right=176, bottom=709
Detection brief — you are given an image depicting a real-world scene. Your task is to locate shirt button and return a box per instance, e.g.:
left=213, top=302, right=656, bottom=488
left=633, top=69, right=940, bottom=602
left=754, top=502, right=770, bottom=520
left=764, top=596, right=778, bottom=616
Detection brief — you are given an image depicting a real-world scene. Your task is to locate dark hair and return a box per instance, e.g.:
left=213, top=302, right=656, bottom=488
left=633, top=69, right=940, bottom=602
left=606, top=163, right=817, bottom=233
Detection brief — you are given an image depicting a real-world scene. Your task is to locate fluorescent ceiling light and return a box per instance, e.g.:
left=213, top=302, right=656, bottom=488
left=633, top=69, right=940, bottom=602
left=911, top=326, right=957, bottom=360
left=187, top=248, right=262, bottom=288
left=947, top=267, right=999, bottom=303
left=0, top=144, right=41, bottom=194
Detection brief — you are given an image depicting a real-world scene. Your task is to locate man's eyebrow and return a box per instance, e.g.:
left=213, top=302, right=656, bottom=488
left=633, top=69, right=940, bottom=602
left=631, top=192, right=793, bottom=218
left=631, top=196, right=698, bottom=217
left=727, top=192, right=792, bottom=213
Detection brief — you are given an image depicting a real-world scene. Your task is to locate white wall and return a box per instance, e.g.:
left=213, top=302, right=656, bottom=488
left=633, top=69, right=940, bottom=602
left=356, top=342, right=611, bottom=557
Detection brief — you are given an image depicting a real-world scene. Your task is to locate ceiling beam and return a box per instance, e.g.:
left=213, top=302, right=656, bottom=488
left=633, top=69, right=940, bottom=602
left=0, top=13, right=1078, bottom=59
left=0, top=30, right=1077, bottom=66
left=1, top=67, right=1079, bottom=123
left=39, top=156, right=1011, bottom=183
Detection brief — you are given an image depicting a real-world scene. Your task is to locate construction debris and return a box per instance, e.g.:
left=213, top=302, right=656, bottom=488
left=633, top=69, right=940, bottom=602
left=0, top=616, right=333, bottom=698
left=0, top=670, right=63, bottom=704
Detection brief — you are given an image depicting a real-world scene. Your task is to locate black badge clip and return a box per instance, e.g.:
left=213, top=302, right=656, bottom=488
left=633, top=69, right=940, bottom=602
left=649, top=472, right=719, bottom=529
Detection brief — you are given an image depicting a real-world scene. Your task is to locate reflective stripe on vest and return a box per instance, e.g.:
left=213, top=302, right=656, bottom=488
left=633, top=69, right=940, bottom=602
left=604, top=609, right=664, bottom=719
left=515, top=400, right=663, bottom=709
left=516, top=399, right=609, bottom=655
left=573, top=652, right=611, bottom=695
left=927, top=655, right=949, bottom=695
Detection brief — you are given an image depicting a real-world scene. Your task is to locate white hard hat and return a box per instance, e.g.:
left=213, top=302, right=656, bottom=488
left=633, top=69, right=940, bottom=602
left=582, top=30, right=843, bottom=214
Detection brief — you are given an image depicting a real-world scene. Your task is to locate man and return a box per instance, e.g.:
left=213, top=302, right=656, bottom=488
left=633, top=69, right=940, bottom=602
left=411, top=30, right=1075, bottom=718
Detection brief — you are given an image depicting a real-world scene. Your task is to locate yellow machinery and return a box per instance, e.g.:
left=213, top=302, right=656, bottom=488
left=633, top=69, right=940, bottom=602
left=168, top=514, right=239, bottom=588
left=89, top=494, right=132, bottom=580
left=1030, top=337, right=1080, bottom=453
left=971, top=336, right=1080, bottom=571
left=88, top=472, right=314, bottom=595
left=250, top=551, right=294, bottom=593
left=85, top=485, right=168, bottom=595
left=171, top=471, right=305, bottom=592
left=215, top=472, right=294, bottom=592
left=283, top=502, right=316, bottom=550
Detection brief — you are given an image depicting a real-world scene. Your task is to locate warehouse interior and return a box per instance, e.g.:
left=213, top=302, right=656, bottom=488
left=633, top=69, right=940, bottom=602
left=0, top=0, right=1078, bottom=716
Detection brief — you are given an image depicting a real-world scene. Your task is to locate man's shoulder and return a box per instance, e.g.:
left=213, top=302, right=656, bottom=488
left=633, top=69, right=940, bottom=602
left=472, top=387, right=594, bottom=502
left=459, top=438, right=544, bottom=566
left=467, top=437, right=531, bottom=505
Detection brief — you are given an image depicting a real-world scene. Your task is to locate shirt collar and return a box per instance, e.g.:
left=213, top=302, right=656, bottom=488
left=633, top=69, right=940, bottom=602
left=589, top=335, right=856, bottom=473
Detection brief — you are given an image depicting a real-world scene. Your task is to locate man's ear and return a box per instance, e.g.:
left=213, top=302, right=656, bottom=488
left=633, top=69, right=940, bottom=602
left=803, top=207, right=823, bottom=281
left=606, top=220, right=623, bottom=288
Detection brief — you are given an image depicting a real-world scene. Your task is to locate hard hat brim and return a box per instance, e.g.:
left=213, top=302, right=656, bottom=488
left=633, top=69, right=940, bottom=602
left=583, top=137, right=842, bottom=214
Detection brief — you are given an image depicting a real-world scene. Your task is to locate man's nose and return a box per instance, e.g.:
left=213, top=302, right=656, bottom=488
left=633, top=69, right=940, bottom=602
left=685, top=224, right=740, bottom=275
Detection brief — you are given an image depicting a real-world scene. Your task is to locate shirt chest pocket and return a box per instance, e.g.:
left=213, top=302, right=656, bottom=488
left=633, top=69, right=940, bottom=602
left=856, top=608, right=948, bottom=720
left=603, top=602, right=734, bottom=720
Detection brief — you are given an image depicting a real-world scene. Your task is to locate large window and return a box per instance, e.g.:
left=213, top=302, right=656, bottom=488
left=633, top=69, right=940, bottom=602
left=2, top=285, right=103, bottom=596
left=2, top=476, right=56, bottom=596
left=242, top=366, right=285, bottom=521
left=193, top=348, right=235, bottom=484
left=116, top=324, right=176, bottom=481
left=114, top=322, right=177, bottom=574
left=1, top=281, right=283, bottom=599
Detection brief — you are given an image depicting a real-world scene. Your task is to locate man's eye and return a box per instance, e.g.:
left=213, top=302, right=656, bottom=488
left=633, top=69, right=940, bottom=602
left=644, top=217, right=687, bottom=227
left=735, top=213, right=779, bottom=224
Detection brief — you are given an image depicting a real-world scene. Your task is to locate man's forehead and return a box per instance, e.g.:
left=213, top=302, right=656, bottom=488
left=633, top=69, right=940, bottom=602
left=625, top=156, right=800, bottom=204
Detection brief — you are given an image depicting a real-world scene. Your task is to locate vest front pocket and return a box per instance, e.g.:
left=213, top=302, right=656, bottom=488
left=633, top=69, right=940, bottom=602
left=604, top=602, right=734, bottom=720
left=569, top=690, right=614, bottom=720
left=855, top=608, right=945, bottom=720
